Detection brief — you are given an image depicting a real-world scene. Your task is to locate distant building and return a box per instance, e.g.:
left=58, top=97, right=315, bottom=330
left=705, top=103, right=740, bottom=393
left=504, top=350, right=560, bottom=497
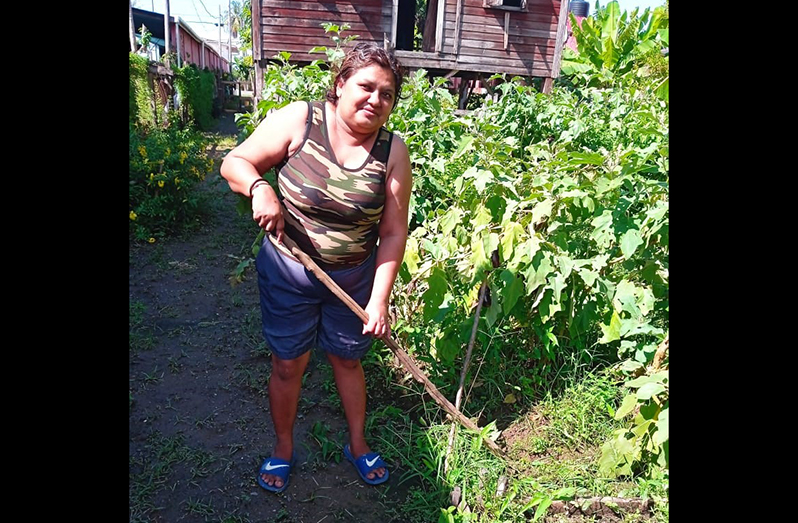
left=131, top=7, right=230, bottom=73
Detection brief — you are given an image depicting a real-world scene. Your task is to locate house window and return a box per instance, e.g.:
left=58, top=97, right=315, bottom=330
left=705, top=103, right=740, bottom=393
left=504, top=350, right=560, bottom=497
left=483, top=0, right=527, bottom=12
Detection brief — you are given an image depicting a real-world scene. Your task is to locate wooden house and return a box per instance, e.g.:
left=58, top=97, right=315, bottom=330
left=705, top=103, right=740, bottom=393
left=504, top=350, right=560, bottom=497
left=251, top=0, right=573, bottom=102
left=131, top=7, right=230, bottom=73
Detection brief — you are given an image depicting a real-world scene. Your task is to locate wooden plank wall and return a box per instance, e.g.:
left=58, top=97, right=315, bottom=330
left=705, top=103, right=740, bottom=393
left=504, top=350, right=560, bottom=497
left=443, top=0, right=562, bottom=77
left=260, top=0, right=391, bottom=63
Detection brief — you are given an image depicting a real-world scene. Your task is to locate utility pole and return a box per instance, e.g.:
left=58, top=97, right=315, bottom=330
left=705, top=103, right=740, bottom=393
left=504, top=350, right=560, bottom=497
left=219, top=5, right=222, bottom=72
left=129, top=0, right=137, bottom=52
left=228, top=0, right=233, bottom=75
left=164, top=0, right=171, bottom=67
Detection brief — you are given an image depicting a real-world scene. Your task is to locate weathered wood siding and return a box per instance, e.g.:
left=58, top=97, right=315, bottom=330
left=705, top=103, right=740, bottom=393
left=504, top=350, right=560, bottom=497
left=171, top=24, right=228, bottom=72
left=259, top=0, right=391, bottom=63
left=444, top=0, right=563, bottom=77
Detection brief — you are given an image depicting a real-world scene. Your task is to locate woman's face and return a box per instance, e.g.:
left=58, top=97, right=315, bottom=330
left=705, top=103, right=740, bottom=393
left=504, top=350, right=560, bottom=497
left=334, top=64, right=396, bottom=134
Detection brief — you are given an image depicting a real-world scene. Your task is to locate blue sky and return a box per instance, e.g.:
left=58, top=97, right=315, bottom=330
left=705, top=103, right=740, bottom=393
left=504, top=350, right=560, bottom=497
left=134, top=0, right=667, bottom=42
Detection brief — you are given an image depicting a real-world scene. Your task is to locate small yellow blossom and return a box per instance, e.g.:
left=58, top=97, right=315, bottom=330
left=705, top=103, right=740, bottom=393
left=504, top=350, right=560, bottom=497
left=158, top=180, right=165, bottom=188
left=148, top=237, right=156, bottom=243
left=130, top=211, right=138, bottom=221
left=165, top=148, right=171, bottom=156
left=138, top=145, right=147, bottom=158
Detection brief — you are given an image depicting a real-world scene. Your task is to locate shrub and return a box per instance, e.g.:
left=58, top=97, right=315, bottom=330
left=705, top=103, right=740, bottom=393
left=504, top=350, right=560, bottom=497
left=129, top=123, right=213, bottom=241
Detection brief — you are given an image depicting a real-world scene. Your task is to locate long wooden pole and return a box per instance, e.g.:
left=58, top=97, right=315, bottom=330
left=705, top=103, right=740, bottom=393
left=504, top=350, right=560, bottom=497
left=277, top=235, right=505, bottom=458
left=445, top=279, right=487, bottom=472
left=129, top=0, right=137, bottom=53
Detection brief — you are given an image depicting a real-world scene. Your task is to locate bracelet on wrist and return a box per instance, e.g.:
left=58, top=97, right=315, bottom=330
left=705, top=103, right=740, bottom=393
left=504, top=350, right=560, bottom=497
left=248, top=179, right=269, bottom=198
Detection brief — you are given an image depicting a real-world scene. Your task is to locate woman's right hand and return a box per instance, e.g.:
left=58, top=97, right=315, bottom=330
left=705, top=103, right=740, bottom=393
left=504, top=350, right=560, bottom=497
left=252, top=184, right=284, bottom=242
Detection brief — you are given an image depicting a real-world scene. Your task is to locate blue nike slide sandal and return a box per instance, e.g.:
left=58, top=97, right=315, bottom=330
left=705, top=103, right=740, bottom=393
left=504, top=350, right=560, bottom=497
left=343, top=444, right=389, bottom=485
left=257, top=455, right=293, bottom=493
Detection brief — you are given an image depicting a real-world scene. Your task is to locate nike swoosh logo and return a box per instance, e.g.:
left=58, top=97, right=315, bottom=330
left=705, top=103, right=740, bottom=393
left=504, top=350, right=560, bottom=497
left=365, top=456, right=380, bottom=468
left=263, top=463, right=289, bottom=471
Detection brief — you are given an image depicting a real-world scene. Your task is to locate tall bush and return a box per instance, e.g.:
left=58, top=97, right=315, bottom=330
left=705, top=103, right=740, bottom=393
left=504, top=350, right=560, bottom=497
left=174, top=64, right=217, bottom=131
left=129, top=124, right=213, bottom=242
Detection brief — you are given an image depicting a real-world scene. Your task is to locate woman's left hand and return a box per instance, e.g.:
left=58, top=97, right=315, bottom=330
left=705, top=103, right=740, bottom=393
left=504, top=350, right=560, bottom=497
left=362, top=300, right=390, bottom=338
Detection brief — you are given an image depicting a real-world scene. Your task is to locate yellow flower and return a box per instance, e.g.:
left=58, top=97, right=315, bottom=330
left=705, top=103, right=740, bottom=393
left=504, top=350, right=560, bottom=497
left=174, top=177, right=180, bottom=184
left=148, top=237, right=156, bottom=243
left=129, top=211, right=138, bottom=221
left=138, top=145, right=147, bottom=158
left=165, top=148, right=171, bottom=156
left=158, top=180, right=165, bottom=188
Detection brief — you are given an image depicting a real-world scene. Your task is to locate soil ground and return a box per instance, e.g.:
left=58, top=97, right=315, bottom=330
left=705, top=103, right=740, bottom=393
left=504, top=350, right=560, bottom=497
left=129, top=111, right=417, bottom=523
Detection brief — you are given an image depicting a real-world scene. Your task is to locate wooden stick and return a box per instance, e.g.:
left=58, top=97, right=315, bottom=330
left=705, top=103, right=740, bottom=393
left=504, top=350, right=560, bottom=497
left=445, top=279, right=487, bottom=472
left=278, top=235, right=505, bottom=458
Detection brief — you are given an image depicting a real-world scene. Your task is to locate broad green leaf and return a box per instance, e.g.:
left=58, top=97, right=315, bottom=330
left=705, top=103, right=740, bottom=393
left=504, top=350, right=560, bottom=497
left=501, top=221, right=525, bottom=264
left=591, top=210, right=614, bottom=249
left=598, top=431, right=635, bottom=478
left=614, top=394, right=638, bottom=419
left=560, top=189, right=588, bottom=199
left=655, top=77, right=669, bottom=102
left=625, top=375, right=660, bottom=388
left=637, top=382, right=666, bottom=400
left=430, top=157, right=446, bottom=173
left=601, top=35, right=620, bottom=70
left=621, top=359, right=645, bottom=374
left=576, top=267, right=599, bottom=288
left=522, top=252, right=553, bottom=295
left=553, top=487, right=576, bottom=501
left=421, top=267, right=448, bottom=322
left=435, top=335, right=461, bottom=365
left=539, top=289, right=562, bottom=323
left=613, top=279, right=639, bottom=315
left=483, top=232, right=499, bottom=261
left=452, top=135, right=475, bottom=159
left=620, top=229, right=644, bottom=259
left=403, top=237, right=420, bottom=274
left=568, top=151, right=605, bottom=165
left=620, top=319, right=662, bottom=338
left=654, top=407, right=669, bottom=445
left=631, top=419, right=653, bottom=438
left=548, top=274, right=567, bottom=304
left=599, top=310, right=622, bottom=343
left=532, top=497, right=553, bottom=523
left=485, top=289, right=502, bottom=327
left=471, top=204, right=493, bottom=230
left=531, top=198, right=554, bottom=226
left=439, top=207, right=462, bottom=236
left=601, top=1, right=620, bottom=43
left=500, top=270, right=524, bottom=315
left=473, top=169, right=494, bottom=194
left=470, top=235, right=489, bottom=277
left=658, top=28, right=669, bottom=46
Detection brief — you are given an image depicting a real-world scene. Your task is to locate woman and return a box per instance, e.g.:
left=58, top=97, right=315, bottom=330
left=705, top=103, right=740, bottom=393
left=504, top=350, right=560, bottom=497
left=220, top=42, right=411, bottom=493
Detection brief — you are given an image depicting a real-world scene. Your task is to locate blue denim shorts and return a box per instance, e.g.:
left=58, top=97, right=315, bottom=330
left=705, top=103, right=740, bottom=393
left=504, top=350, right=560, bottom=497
left=255, top=236, right=377, bottom=361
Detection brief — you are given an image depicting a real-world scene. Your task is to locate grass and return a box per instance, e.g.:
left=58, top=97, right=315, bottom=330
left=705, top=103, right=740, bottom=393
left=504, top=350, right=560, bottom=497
left=129, top=431, right=218, bottom=522
left=358, top=367, right=668, bottom=523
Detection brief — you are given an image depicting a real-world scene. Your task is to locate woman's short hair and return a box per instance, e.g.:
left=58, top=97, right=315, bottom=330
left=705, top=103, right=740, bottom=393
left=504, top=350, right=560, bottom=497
left=326, top=42, right=405, bottom=109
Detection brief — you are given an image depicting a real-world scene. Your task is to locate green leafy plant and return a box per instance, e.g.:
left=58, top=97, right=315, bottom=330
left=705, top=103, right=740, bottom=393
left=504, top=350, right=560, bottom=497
left=129, top=124, right=213, bottom=242
left=173, top=64, right=217, bottom=130
left=559, top=1, right=668, bottom=89
left=599, top=341, right=668, bottom=480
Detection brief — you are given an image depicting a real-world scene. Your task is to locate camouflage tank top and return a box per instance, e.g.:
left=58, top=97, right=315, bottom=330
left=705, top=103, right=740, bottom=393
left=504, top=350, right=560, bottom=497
left=274, top=101, right=393, bottom=270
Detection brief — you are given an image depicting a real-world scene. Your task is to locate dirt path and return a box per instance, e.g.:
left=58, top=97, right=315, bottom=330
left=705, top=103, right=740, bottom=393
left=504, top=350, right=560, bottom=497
left=129, top=112, right=415, bottom=523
